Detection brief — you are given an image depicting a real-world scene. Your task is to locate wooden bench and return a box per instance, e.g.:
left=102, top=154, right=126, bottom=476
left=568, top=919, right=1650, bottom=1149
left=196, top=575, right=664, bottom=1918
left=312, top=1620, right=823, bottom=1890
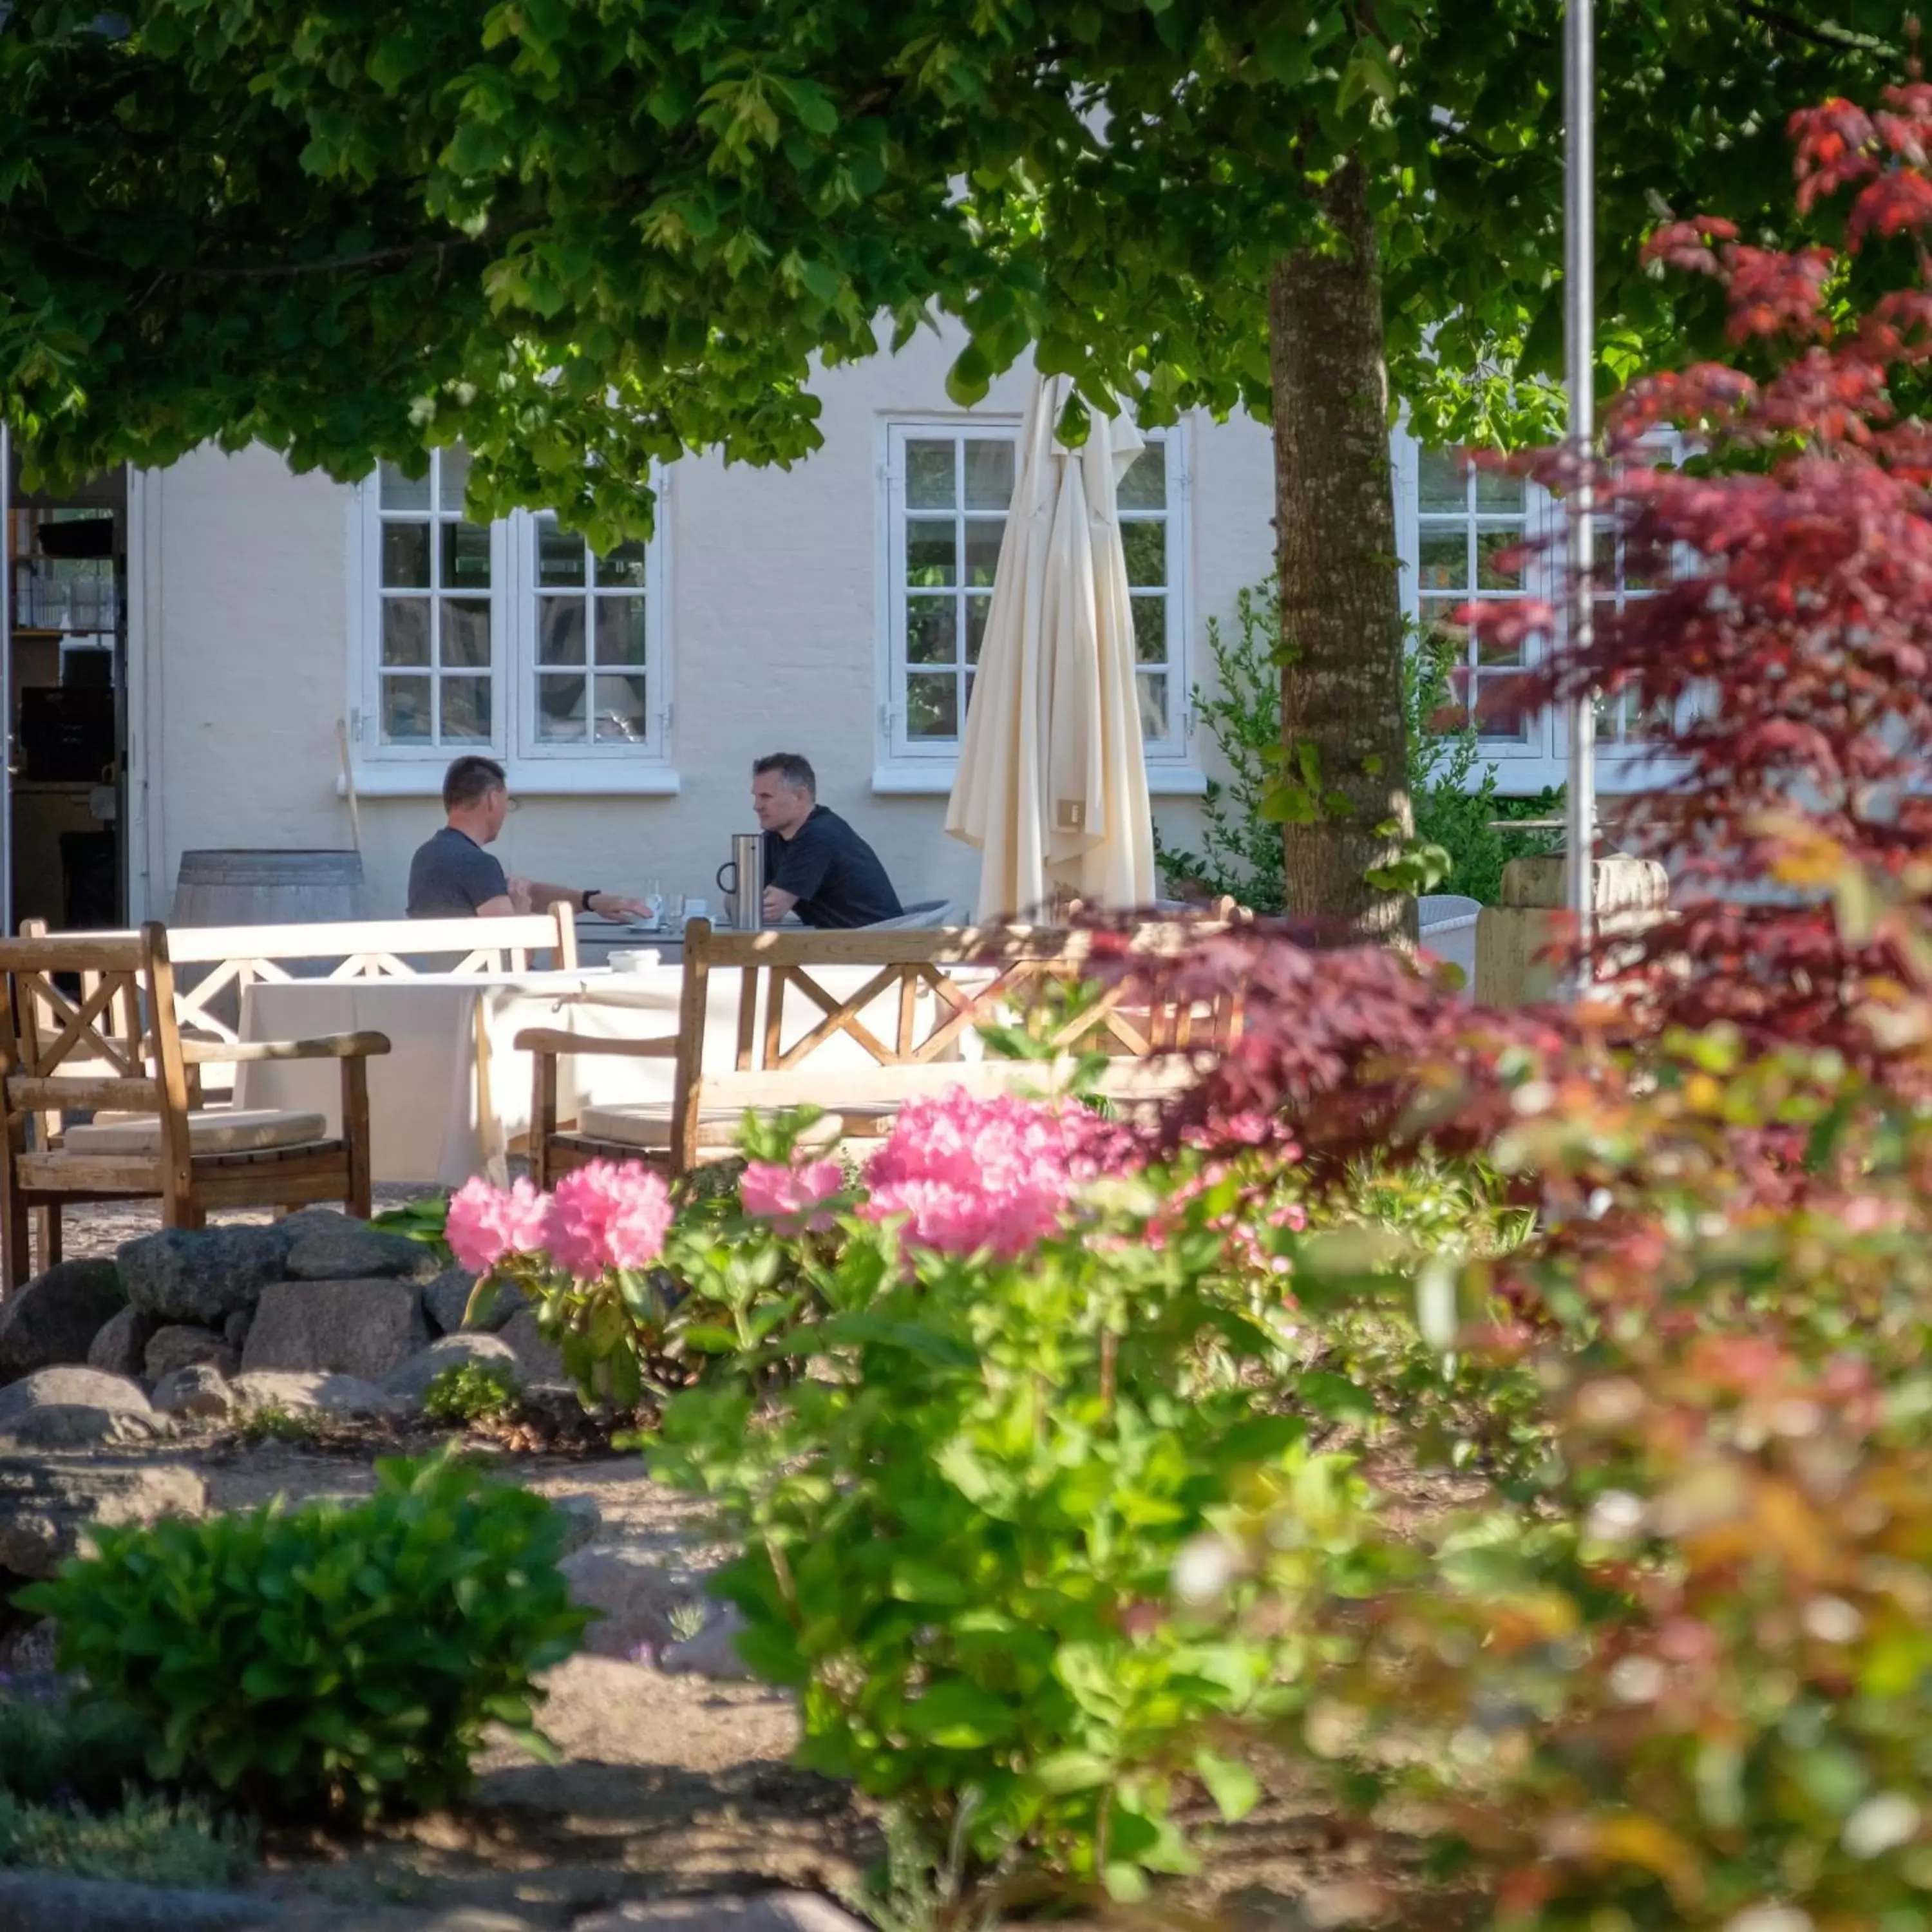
left=517, top=916, right=1238, bottom=1186
left=0, top=925, right=390, bottom=1291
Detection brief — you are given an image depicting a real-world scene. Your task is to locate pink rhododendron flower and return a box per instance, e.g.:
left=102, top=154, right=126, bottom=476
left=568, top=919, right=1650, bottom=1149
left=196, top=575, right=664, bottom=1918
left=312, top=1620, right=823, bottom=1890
left=740, top=1157, right=844, bottom=1233
left=445, top=1175, right=549, bottom=1274
left=859, top=1087, right=1110, bottom=1258
left=542, top=1161, right=674, bottom=1277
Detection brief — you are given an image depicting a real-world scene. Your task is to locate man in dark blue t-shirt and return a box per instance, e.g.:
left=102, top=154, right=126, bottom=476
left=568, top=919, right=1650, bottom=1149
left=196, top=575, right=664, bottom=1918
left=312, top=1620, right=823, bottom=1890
left=406, top=755, right=645, bottom=920
left=752, top=753, right=903, bottom=929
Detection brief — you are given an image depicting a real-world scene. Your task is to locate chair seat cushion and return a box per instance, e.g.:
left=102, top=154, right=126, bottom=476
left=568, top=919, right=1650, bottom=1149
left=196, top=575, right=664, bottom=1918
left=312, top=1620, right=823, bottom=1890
left=62, top=1108, right=331, bottom=1157
left=574, top=1104, right=844, bottom=1153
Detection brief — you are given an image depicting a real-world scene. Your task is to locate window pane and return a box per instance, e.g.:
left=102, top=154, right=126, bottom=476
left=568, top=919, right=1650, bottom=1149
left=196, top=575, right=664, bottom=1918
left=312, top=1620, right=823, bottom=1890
left=1132, top=596, right=1167, bottom=664
left=1420, top=598, right=1465, bottom=651
left=1479, top=630, right=1527, bottom=668
left=381, top=598, right=431, bottom=667
left=1117, top=446, right=1166, bottom=511
left=1417, top=448, right=1466, bottom=511
left=440, top=674, right=492, bottom=742
left=593, top=673, right=650, bottom=744
left=1475, top=673, right=1533, bottom=743
left=1418, top=527, right=1467, bottom=592
left=538, top=521, right=587, bottom=589
left=906, top=439, right=956, bottom=510
left=379, top=462, right=431, bottom=513
left=965, top=594, right=991, bottom=664
left=596, top=538, right=649, bottom=589
left=1475, top=466, right=1525, bottom=513
left=905, top=672, right=959, bottom=740
left=442, top=598, right=492, bottom=668
left=442, top=521, right=491, bottom=591
left=381, top=522, right=430, bottom=590
left=594, top=596, right=649, bottom=667
left=963, top=439, right=1014, bottom=511
left=536, top=597, right=585, bottom=667
left=536, top=672, right=587, bottom=741
left=906, top=518, right=956, bottom=587
left=964, top=517, right=1005, bottom=587
left=380, top=674, right=433, bottom=743
left=439, top=448, right=471, bottom=515
left=1122, top=520, right=1166, bottom=589
left=1136, top=671, right=1169, bottom=741
left=1477, top=526, right=1522, bottom=590
left=907, top=597, right=958, bottom=666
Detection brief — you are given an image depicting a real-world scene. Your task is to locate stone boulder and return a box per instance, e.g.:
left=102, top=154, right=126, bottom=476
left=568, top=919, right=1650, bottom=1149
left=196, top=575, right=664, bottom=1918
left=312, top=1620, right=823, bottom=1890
left=151, top=1363, right=236, bottom=1421
left=559, top=1546, right=710, bottom=1660
left=658, top=1602, right=755, bottom=1681
left=240, top=1278, right=428, bottom=1383
left=0, top=1452, right=204, bottom=1579
left=552, top=1493, right=603, bottom=1556
left=500, top=1307, right=567, bottom=1385
left=419, top=1266, right=529, bottom=1336
left=118, top=1226, right=290, bottom=1326
left=228, top=1369, right=402, bottom=1421
left=382, top=1332, right=522, bottom=1406
left=285, top=1225, right=440, bottom=1284
left=86, top=1305, right=156, bottom=1379
left=0, top=1871, right=270, bottom=1930
left=0, top=1258, right=127, bottom=1387
left=144, top=1324, right=239, bottom=1381
left=0, top=1367, right=165, bottom=1448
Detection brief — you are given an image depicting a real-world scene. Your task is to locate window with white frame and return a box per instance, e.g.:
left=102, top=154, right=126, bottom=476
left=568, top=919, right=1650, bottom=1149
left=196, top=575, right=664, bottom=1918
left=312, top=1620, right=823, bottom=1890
left=357, top=448, right=668, bottom=771
left=882, top=421, right=1188, bottom=765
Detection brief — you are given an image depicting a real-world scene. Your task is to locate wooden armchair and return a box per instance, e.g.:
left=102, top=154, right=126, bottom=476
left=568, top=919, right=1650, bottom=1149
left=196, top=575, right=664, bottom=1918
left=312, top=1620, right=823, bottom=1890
left=0, top=925, right=390, bottom=1291
left=517, top=915, right=1240, bottom=1188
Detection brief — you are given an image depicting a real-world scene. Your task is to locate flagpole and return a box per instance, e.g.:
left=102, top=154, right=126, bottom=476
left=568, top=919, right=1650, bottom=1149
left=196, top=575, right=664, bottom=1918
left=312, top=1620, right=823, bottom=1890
left=1563, top=0, right=1597, bottom=990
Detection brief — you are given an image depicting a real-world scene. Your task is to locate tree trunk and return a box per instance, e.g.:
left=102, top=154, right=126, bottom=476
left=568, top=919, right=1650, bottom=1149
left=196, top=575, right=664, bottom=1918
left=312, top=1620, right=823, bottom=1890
left=1269, top=158, right=1416, bottom=945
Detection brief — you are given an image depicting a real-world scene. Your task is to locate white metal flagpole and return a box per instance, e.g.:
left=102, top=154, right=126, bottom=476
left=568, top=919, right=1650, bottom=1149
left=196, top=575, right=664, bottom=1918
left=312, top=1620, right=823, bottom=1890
left=1563, top=0, right=1598, bottom=990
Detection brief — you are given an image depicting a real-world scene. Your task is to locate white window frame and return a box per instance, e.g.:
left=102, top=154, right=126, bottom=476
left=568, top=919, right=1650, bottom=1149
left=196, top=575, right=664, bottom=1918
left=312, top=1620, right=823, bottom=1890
left=873, top=413, right=1202, bottom=795
left=347, top=457, right=676, bottom=796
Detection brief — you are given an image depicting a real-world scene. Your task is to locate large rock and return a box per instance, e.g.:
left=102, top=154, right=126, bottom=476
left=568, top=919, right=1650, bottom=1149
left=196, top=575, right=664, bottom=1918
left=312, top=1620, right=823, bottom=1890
left=559, top=1546, right=710, bottom=1661
left=151, top=1363, right=236, bottom=1421
left=0, top=1367, right=164, bottom=1448
left=658, top=1602, right=755, bottom=1681
left=284, top=1225, right=440, bottom=1284
left=144, top=1324, right=239, bottom=1381
left=118, top=1226, right=290, bottom=1326
left=0, top=1872, right=271, bottom=1930
left=0, top=1452, right=204, bottom=1579
left=574, top=1895, right=868, bottom=1932
left=499, top=1308, right=567, bottom=1385
left=419, top=1267, right=527, bottom=1336
left=0, top=1258, right=127, bottom=1387
left=228, top=1369, right=402, bottom=1421
left=383, top=1332, right=522, bottom=1406
left=240, top=1278, right=428, bottom=1382
left=87, top=1305, right=156, bottom=1379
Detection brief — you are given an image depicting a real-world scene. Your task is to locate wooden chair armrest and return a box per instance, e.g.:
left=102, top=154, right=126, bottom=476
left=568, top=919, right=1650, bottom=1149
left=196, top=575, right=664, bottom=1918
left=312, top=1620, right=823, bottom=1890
left=514, top=1027, right=677, bottom=1059
left=182, top=1031, right=392, bottom=1064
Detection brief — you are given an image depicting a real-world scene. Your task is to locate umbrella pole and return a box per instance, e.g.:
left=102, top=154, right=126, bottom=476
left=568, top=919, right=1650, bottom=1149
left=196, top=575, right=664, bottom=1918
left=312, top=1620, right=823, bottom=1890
left=1562, top=0, right=1598, bottom=996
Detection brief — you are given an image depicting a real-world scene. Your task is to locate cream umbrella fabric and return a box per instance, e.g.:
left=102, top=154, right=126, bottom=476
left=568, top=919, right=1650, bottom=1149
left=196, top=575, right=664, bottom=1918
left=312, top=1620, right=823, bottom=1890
left=944, top=374, right=1157, bottom=920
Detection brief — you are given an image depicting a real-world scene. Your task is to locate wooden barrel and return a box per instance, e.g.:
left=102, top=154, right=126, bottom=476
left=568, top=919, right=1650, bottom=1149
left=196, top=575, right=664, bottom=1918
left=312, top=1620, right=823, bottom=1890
left=170, top=849, right=366, bottom=927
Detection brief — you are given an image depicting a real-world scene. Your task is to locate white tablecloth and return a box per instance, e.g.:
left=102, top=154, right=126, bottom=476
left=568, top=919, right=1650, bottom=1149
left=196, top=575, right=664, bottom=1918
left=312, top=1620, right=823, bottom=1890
left=236, top=967, right=971, bottom=1188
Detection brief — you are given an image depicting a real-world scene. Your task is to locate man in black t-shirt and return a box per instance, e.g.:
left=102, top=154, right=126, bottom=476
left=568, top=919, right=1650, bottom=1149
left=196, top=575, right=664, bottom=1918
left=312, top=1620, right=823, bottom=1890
left=406, top=755, right=645, bottom=920
left=752, top=753, right=903, bottom=930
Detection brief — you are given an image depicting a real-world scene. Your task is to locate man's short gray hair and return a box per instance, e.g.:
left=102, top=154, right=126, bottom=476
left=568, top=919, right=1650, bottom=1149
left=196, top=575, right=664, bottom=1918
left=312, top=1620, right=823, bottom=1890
left=752, top=752, right=816, bottom=797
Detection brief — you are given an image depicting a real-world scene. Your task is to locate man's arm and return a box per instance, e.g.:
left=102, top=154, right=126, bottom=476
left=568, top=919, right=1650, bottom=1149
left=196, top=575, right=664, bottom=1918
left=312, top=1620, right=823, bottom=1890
left=762, top=884, right=800, bottom=920
left=763, top=825, right=829, bottom=922
left=506, top=875, right=646, bottom=920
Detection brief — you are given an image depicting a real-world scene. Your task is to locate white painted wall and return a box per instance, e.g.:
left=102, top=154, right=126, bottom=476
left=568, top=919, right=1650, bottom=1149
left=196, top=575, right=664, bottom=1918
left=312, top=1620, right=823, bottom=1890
left=128, top=324, right=1281, bottom=921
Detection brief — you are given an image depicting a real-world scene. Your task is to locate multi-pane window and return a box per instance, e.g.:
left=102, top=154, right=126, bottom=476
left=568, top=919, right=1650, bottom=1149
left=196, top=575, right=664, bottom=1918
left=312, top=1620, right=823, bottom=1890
left=884, top=421, right=1186, bottom=763
left=357, top=457, right=667, bottom=770
left=531, top=518, right=654, bottom=752
left=373, top=450, right=497, bottom=748
left=1413, top=448, right=1538, bottom=747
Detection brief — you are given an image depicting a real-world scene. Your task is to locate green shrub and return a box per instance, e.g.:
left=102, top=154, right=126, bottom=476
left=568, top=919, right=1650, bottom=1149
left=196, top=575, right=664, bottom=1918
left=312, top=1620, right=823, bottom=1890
left=422, top=1361, right=520, bottom=1426
left=370, top=1193, right=455, bottom=1265
left=0, top=1788, right=254, bottom=1889
left=0, top=1694, right=147, bottom=1809
left=19, top=1452, right=590, bottom=1821
left=651, top=1197, right=1376, bottom=1901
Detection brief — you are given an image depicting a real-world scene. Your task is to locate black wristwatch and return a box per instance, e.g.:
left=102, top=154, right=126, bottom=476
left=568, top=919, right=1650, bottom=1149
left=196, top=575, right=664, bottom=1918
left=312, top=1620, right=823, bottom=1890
left=582, top=889, right=599, bottom=913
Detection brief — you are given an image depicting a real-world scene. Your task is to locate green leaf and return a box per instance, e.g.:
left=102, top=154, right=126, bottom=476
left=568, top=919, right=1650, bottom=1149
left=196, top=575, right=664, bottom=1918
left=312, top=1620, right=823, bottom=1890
left=900, top=1681, right=1017, bottom=1749
left=1194, top=1748, right=1261, bottom=1822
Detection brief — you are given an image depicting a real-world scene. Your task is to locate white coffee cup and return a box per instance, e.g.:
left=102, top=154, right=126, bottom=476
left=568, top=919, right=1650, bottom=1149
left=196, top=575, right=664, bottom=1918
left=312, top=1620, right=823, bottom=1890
left=608, top=949, right=661, bottom=973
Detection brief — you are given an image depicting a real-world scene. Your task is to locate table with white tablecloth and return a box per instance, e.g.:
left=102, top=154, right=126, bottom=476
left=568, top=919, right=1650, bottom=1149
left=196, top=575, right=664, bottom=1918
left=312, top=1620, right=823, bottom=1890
left=235, top=966, right=973, bottom=1188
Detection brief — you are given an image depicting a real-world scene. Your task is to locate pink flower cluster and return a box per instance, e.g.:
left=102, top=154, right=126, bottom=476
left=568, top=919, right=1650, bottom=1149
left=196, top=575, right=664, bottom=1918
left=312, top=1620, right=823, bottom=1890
left=739, top=1157, right=844, bottom=1233
left=857, top=1087, right=1115, bottom=1259
left=442, top=1162, right=674, bottom=1279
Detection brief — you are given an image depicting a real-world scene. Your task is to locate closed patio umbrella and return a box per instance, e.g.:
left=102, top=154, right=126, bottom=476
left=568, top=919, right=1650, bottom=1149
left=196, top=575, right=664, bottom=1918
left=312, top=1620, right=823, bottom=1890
left=945, top=374, right=1157, bottom=920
